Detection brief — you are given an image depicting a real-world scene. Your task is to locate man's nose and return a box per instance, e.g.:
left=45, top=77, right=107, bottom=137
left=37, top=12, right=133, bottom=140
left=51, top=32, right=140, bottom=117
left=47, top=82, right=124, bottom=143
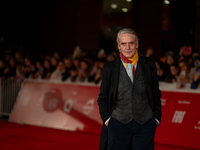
left=126, top=44, right=131, bottom=49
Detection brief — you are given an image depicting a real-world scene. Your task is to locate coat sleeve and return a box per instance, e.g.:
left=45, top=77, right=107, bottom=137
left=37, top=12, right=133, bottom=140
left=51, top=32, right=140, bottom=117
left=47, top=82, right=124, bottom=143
left=97, top=64, right=111, bottom=123
left=150, top=60, right=162, bottom=123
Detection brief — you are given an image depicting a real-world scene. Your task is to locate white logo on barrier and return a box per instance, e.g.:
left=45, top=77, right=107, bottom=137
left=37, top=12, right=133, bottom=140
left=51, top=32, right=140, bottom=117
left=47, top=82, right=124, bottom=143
left=161, top=99, right=166, bottom=106
left=48, top=98, right=59, bottom=110
left=83, top=98, right=94, bottom=115
left=63, top=99, right=73, bottom=113
left=194, top=126, right=200, bottom=130
left=178, top=100, right=190, bottom=105
left=194, top=121, right=200, bottom=130
left=172, top=111, right=186, bottom=123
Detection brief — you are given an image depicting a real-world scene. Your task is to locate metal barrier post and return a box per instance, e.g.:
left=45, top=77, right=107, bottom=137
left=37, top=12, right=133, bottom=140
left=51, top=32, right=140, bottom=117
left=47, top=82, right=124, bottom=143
left=0, top=78, right=22, bottom=116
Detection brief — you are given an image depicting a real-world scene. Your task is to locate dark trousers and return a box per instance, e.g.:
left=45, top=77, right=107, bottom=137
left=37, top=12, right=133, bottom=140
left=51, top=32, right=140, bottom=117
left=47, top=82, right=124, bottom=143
left=107, top=117, right=157, bottom=150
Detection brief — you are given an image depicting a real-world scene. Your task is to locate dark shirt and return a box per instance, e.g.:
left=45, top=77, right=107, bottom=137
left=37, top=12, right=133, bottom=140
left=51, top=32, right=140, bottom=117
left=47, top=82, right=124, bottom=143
left=61, top=65, right=76, bottom=81
left=164, top=74, right=177, bottom=83
left=191, top=78, right=200, bottom=89
left=4, top=66, right=16, bottom=78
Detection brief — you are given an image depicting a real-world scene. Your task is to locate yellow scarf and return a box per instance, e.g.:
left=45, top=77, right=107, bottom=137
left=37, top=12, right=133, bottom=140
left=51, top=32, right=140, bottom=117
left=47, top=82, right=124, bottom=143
left=125, top=50, right=139, bottom=67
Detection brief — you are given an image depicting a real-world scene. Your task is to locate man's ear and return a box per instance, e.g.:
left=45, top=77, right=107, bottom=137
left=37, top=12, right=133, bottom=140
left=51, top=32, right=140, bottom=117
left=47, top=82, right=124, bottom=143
left=118, top=44, right=120, bottom=50
left=136, top=41, right=139, bottom=49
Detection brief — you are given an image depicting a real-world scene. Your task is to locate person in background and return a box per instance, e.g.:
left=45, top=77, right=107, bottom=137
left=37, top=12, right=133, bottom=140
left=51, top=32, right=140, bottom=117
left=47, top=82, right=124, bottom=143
left=78, top=60, right=89, bottom=82
left=155, top=60, right=165, bottom=81
left=41, top=59, right=52, bottom=80
left=192, top=51, right=200, bottom=59
left=191, top=66, right=200, bottom=89
left=189, top=56, right=200, bottom=81
left=4, top=57, right=16, bottom=78
left=4, top=54, right=11, bottom=63
left=0, top=58, right=6, bottom=77
left=106, top=54, right=115, bottom=62
left=176, top=60, right=192, bottom=88
left=62, top=57, right=77, bottom=81
left=15, top=62, right=24, bottom=81
left=53, top=52, right=61, bottom=60
left=72, top=46, right=83, bottom=59
left=15, top=51, right=23, bottom=64
left=165, top=54, right=175, bottom=76
left=50, top=61, right=66, bottom=80
left=23, top=57, right=35, bottom=78
left=50, top=57, right=58, bottom=73
left=97, top=49, right=107, bottom=60
left=145, top=47, right=153, bottom=58
left=178, top=46, right=192, bottom=58
left=164, top=64, right=179, bottom=83
left=94, top=60, right=105, bottom=84
left=166, top=50, right=175, bottom=57
left=178, top=55, right=186, bottom=62
left=111, top=51, right=119, bottom=59
left=187, top=55, right=193, bottom=69
left=72, top=58, right=80, bottom=71
left=32, top=61, right=43, bottom=79
left=70, top=58, right=80, bottom=82
left=88, top=61, right=99, bottom=82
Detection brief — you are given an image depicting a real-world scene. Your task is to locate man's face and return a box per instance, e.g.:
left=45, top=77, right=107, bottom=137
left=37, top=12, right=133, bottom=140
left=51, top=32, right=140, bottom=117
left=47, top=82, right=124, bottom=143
left=179, top=62, right=187, bottom=71
left=64, top=59, right=72, bottom=68
left=170, top=66, right=178, bottom=76
left=167, top=55, right=174, bottom=65
left=118, top=33, right=138, bottom=59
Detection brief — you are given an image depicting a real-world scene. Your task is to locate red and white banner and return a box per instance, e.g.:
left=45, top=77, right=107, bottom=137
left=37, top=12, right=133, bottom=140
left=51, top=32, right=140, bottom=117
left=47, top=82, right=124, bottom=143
left=155, top=91, right=200, bottom=150
left=9, top=81, right=102, bottom=134
left=9, top=81, right=200, bottom=149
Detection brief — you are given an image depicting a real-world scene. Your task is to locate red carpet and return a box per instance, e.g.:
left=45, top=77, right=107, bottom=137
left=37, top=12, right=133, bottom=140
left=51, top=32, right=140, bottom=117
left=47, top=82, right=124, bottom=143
left=0, top=121, right=100, bottom=150
left=0, top=121, right=198, bottom=150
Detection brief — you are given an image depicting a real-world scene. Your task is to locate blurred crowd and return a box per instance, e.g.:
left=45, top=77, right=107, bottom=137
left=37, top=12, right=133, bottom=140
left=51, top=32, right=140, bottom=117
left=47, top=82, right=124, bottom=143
left=0, top=45, right=200, bottom=89
left=146, top=46, right=200, bottom=89
left=0, top=46, right=118, bottom=84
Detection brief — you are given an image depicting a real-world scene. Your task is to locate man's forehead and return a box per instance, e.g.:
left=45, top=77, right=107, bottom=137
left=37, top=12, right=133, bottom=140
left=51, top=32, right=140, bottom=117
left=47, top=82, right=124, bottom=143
left=119, top=34, right=135, bottom=42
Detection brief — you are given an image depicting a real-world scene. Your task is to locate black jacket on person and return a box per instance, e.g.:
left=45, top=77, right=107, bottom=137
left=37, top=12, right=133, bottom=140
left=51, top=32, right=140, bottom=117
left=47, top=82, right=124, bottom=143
left=97, top=55, right=162, bottom=150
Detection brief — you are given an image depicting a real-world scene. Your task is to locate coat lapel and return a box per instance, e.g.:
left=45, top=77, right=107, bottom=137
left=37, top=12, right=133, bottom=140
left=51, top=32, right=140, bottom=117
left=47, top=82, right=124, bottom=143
left=133, top=63, right=141, bottom=82
left=138, top=56, right=152, bottom=94
left=120, top=63, right=132, bottom=82
left=111, top=58, right=120, bottom=101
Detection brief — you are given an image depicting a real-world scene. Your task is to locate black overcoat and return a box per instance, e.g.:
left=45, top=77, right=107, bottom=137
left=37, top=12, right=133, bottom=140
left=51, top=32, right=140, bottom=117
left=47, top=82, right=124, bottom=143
left=97, top=55, right=162, bottom=150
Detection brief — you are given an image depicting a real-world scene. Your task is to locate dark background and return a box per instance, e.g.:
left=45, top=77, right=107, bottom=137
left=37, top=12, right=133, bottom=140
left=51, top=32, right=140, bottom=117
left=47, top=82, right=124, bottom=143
left=0, top=0, right=200, bottom=59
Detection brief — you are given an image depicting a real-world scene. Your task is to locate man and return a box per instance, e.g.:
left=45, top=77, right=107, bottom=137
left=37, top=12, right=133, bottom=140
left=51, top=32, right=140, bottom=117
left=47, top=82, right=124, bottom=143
left=97, top=28, right=162, bottom=150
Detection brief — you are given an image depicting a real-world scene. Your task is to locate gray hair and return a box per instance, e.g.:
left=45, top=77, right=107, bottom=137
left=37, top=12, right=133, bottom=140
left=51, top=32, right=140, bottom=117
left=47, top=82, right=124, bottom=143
left=117, top=28, right=139, bottom=44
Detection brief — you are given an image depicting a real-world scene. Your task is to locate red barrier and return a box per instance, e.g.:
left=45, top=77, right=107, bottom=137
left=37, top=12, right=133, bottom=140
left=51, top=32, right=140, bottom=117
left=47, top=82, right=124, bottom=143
left=9, top=80, right=200, bottom=149
left=9, top=81, right=102, bottom=134
left=155, top=91, right=200, bottom=150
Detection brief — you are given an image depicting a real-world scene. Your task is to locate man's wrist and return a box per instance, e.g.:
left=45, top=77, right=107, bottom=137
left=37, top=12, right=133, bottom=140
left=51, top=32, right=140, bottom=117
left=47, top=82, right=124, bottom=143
left=155, top=118, right=160, bottom=126
left=105, top=117, right=111, bottom=126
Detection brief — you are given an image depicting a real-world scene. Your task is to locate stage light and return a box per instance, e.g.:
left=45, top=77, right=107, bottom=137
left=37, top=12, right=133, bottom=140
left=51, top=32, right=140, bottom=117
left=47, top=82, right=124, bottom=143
left=111, top=4, right=117, bottom=9
left=122, top=8, right=128, bottom=12
left=126, top=0, right=132, bottom=2
left=164, top=0, right=170, bottom=4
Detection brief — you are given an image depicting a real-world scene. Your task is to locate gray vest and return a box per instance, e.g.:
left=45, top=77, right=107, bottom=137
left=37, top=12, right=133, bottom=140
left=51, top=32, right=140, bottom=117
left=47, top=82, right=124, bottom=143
left=111, top=62, right=154, bottom=125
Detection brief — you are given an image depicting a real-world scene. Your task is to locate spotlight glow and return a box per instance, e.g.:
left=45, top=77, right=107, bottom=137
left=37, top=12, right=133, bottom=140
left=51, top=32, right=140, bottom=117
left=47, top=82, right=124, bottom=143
left=164, top=0, right=170, bottom=4
left=126, top=0, right=132, bottom=2
left=111, top=4, right=117, bottom=9
left=122, top=8, right=128, bottom=12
